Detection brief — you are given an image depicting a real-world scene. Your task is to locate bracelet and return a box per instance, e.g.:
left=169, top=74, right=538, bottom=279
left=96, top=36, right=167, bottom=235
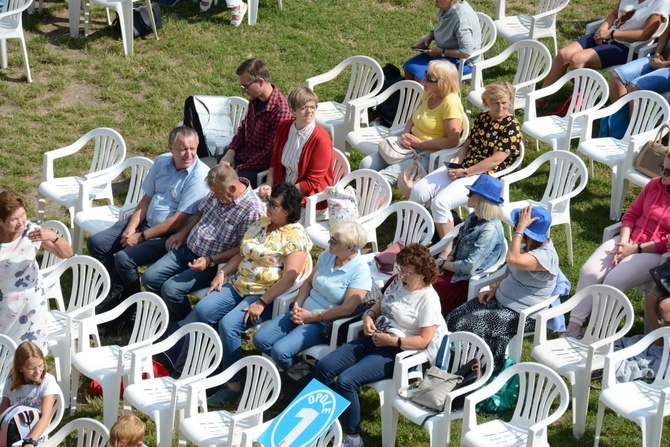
left=442, top=48, right=447, bottom=57
left=217, top=268, right=226, bottom=275
left=257, top=299, right=268, bottom=307
left=397, top=337, right=402, bottom=348
left=513, top=231, right=524, bottom=238
left=317, top=311, right=324, bottom=322
left=51, top=235, right=59, bottom=244
left=22, top=439, right=38, bottom=447
left=463, top=169, right=468, bottom=178
left=366, top=309, right=378, bottom=320
left=140, top=231, right=147, bottom=242
left=638, top=243, right=643, bottom=254
left=611, top=29, right=615, bottom=40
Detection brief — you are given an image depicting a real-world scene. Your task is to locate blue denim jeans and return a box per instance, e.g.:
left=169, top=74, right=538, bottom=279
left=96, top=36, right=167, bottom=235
left=314, top=336, right=400, bottom=435
left=141, top=245, right=217, bottom=321
left=252, top=312, right=327, bottom=368
left=219, top=293, right=273, bottom=382
left=86, top=218, right=169, bottom=297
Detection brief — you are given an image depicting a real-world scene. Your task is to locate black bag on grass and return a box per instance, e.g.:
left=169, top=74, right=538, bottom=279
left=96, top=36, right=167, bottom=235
left=280, top=358, right=318, bottom=405
left=113, top=3, right=163, bottom=39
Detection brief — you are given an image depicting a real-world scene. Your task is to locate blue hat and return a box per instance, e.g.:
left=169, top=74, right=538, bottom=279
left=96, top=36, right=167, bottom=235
left=464, top=174, right=504, bottom=204
left=511, top=206, right=552, bottom=242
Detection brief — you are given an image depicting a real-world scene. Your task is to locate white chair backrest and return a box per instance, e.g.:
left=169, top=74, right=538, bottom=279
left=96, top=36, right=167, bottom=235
left=477, top=12, right=496, bottom=54
left=0, top=335, right=16, bottom=399
left=502, top=362, right=569, bottom=428
left=42, top=255, right=110, bottom=313
left=511, top=40, right=553, bottom=103
left=119, top=157, right=154, bottom=210
left=4, top=0, right=32, bottom=14
left=82, top=128, right=126, bottom=177
left=388, top=80, right=425, bottom=128
left=336, top=56, right=384, bottom=104
left=332, top=148, right=351, bottom=183
left=334, top=169, right=393, bottom=217
left=314, top=419, right=343, bottom=447
left=39, top=418, right=109, bottom=447
left=581, top=285, right=634, bottom=343
left=127, top=292, right=170, bottom=346
left=624, top=90, right=670, bottom=140
left=564, top=68, right=609, bottom=115
left=39, top=220, right=72, bottom=271
left=173, top=323, right=223, bottom=380
left=448, top=331, right=494, bottom=384
left=235, top=355, right=281, bottom=414
left=362, top=201, right=434, bottom=247
left=229, top=96, right=249, bottom=131
left=42, top=386, right=65, bottom=442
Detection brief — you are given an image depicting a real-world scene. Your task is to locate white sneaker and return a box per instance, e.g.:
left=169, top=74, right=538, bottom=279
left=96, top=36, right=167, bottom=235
left=342, top=436, right=364, bottom=447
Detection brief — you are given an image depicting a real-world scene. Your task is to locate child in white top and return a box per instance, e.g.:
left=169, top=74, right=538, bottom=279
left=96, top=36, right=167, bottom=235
left=0, top=341, right=59, bottom=447
left=109, top=414, right=147, bottom=447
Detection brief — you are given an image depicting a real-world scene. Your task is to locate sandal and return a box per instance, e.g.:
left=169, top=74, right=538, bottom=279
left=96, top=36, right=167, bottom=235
left=230, top=2, right=247, bottom=26
left=199, top=0, right=217, bottom=12
left=561, top=329, right=583, bottom=340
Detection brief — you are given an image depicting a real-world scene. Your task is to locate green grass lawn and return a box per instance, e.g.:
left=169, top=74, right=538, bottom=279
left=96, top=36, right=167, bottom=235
left=6, top=0, right=666, bottom=444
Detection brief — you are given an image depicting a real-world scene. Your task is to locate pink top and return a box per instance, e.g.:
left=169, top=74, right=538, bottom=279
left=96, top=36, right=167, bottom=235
left=622, top=177, right=670, bottom=253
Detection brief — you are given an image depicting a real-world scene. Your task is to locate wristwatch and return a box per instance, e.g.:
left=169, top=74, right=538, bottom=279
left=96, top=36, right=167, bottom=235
left=208, top=255, right=215, bottom=268
left=22, top=438, right=38, bottom=447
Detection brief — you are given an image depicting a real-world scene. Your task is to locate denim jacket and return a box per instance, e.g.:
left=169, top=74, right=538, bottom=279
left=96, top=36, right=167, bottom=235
left=449, top=213, right=504, bottom=282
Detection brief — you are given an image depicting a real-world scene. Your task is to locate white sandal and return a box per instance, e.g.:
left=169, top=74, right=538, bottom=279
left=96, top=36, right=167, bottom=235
left=199, top=0, right=217, bottom=12
left=230, top=2, right=247, bottom=26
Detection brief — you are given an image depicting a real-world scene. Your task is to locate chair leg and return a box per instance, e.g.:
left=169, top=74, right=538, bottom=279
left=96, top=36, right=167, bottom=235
left=0, top=39, right=7, bottom=70
left=609, top=169, right=623, bottom=221
left=37, top=194, right=46, bottom=223
left=18, top=35, right=32, bottom=83
left=648, top=413, right=665, bottom=447
left=73, top=225, right=84, bottom=255
left=156, top=412, right=175, bottom=447
left=593, top=401, right=606, bottom=447
left=384, top=406, right=399, bottom=447
left=248, top=0, right=258, bottom=25
left=564, top=221, right=573, bottom=266
left=103, top=378, right=122, bottom=428
left=145, top=0, right=159, bottom=39
left=572, top=376, right=590, bottom=438
left=119, top=1, right=133, bottom=55
left=70, top=365, right=80, bottom=415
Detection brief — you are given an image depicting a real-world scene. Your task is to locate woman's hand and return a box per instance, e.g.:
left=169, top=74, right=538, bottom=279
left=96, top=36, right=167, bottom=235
left=515, top=205, right=538, bottom=235
left=414, top=34, right=432, bottom=49
left=419, top=47, right=443, bottom=58
left=243, top=300, right=266, bottom=325
left=594, top=23, right=611, bottom=45
left=611, top=241, right=637, bottom=265
left=207, top=271, right=225, bottom=295
left=650, top=55, right=669, bottom=69
left=363, top=315, right=377, bottom=336
left=478, top=289, right=496, bottom=305
left=447, top=168, right=467, bottom=180
left=290, top=304, right=308, bottom=325
left=401, top=132, right=423, bottom=149
left=28, top=227, right=58, bottom=244
left=370, top=332, right=395, bottom=347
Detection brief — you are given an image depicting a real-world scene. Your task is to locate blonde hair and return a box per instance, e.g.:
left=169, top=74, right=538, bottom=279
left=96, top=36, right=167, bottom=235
left=481, top=81, right=515, bottom=109
left=471, top=194, right=503, bottom=221
left=287, top=87, right=319, bottom=111
left=427, top=60, right=460, bottom=97
left=109, top=414, right=145, bottom=447
left=330, top=221, right=367, bottom=251
left=11, top=342, right=46, bottom=392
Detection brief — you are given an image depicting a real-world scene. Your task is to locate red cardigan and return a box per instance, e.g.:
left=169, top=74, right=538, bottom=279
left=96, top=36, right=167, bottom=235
left=271, top=120, right=334, bottom=207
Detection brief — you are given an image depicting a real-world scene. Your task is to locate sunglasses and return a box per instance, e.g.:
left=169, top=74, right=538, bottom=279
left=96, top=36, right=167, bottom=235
left=328, top=237, right=340, bottom=245
left=423, top=72, right=438, bottom=83
left=659, top=163, right=670, bottom=177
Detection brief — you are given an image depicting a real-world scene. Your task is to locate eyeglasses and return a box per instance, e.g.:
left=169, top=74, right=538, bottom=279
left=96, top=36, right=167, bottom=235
left=240, top=79, right=260, bottom=91
left=328, top=237, right=340, bottom=245
left=424, top=72, right=438, bottom=83
left=396, top=266, right=416, bottom=277
left=299, top=105, right=317, bottom=112
left=659, top=163, right=670, bottom=177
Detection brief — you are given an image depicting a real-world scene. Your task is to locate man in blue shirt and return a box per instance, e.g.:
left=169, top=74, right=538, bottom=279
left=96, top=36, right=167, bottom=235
left=87, top=126, right=210, bottom=306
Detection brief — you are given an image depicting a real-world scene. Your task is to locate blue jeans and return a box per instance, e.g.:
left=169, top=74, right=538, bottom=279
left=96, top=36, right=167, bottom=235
left=252, top=312, right=327, bottom=368
left=141, top=245, right=217, bottom=321
left=314, top=337, right=400, bottom=435
left=86, top=218, right=169, bottom=296
left=615, top=56, right=670, bottom=92
left=219, top=293, right=273, bottom=381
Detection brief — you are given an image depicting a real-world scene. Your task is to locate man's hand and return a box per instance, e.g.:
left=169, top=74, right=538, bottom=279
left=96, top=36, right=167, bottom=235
left=121, top=231, right=142, bottom=248
left=220, top=151, right=236, bottom=167
left=207, top=271, right=225, bottom=295
left=188, top=257, right=209, bottom=272
left=165, top=232, right=187, bottom=251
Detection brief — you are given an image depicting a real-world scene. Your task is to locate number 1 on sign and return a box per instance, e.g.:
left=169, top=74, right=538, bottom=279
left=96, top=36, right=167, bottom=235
left=278, top=407, right=319, bottom=446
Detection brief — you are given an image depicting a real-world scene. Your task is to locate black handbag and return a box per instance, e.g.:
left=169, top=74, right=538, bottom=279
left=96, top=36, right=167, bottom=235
left=650, top=259, right=670, bottom=295
left=113, top=2, right=163, bottom=39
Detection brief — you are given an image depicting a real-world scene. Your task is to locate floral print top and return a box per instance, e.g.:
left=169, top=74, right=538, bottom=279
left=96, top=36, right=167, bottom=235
left=463, top=112, right=521, bottom=173
left=231, top=217, right=313, bottom=296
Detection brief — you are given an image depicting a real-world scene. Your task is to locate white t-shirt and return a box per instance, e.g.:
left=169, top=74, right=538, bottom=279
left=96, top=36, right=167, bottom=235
left=612, top=0, right=668, bottom=33
left=2, top=373, right=59, bottom=409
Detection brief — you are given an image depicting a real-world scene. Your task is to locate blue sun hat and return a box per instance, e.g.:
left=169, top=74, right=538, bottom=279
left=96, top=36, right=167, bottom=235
left=464, top=174, right=504, bottom=204
left=511, top=206, right=552, bottom=242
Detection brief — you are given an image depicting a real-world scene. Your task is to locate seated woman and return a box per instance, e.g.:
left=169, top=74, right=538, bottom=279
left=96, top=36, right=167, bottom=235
left=174, top=182, right=312, bottom=405
left=359, top=60, right=464, bottom=188
left=253, top=221, right=371, bottom=368
left=447, top=205, right=558, bottom=372
left=539, top=0, right=667, bottom=96
left=645, top=284, right=670, bottom=344
left=258, top=87, right=334, bottom=212
left=610, top=24, right=670, bottom=103
left=315, top=243, right=447, bottom=447
left=403, top=0, right=481, bottom=81
left=565, top=155, right=670, bottom=338
left=410, top=81, right=520, bottom=245
left=433, top=174, right=505, bottom=316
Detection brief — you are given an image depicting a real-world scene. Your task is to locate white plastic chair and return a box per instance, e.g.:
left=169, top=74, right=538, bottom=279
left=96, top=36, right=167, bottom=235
left=305, top=56, right=384, bottom=151
left=38, top=418, right=109, bottom=447
left=37, top=128, right=127, bottom=226
left=576, top=90, right=670, bottom=220
left=178, top=355, right=281, bottom=447
left=123, top=323, right=223, bottom=447
left=83, top=0, right=159, bottom=56
left=531, top=284, right=634, bottom=438
left=70, top=292, right=169, bottom=428
left=345, top=80, right=424, bottom=157
left=39, top=220, right=72, bottom=303
left=585, top=18, right=668, bottom=72
left=240, top=418, right=342, bottom=447
left=522, top=68, right=609, bottom=151
left=429, top=137, right=524, bottom=178
left=248, top=0, right=281, bottom=25
left=459, top=13, right=497, bottom=88
left=0, top=335, right=16, bottom=400
left=12, top=387, right=67, bottom=447
left=44, top=255, right=110, bottom=410
left=494, top=0, right=570, bottom=56
left=426, top=113, right=471, bottom=173
left=304, top=169, right=392, bottom=250
left=196, top=96, right=249, bottom=168
left=0, top=0, right=33, bottom=83
left=73, top=156, right=154, bottom=254
left=388, top=332, right=494, bottom=447
left=467, top=39, right=552, bottom=114
left=500, top=150, right=588, bottom=266
left=461, top=362, right=570, bottom=447
left=594, top=326, right=670, bottom=447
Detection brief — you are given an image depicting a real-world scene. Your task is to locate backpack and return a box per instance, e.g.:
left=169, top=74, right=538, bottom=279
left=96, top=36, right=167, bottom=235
left=476, top=358, right=519, bottom=414
left=0, top=405, right=40, bottom=447
left=368, top=64, right=405, bottom=127
left=113, top=2, right=163, bottom=39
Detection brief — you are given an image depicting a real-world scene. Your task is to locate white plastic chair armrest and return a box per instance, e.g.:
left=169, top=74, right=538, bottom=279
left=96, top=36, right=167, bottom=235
left=42, top=140, right=88, bottom=181
left=638, top=42, right=657, bottom=57
left=601, top=330, right=660, bottom=388
left=428, top=147, right=460, bottom=172
left=347, top=321, right=364, bottom=342
left=393, top=350, right=428, bottom=389
left=275, top=290, right=299, bottom=316
left=533, top=297, right=586, bottom=346
left=305, top=65, right=346, bottom=90
left=429, top=223, right=463, bottom=257
left=602, top=222, right=622, bottom=242
left=304, top=191, right=327, bottom=228
left=585, top=19, right=605, bottom=35
left=469, top=267, right=507, bottom=294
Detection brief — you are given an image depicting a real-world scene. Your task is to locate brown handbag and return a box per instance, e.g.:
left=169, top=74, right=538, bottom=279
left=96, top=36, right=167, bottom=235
left=635, top=123, right=670, bottom=178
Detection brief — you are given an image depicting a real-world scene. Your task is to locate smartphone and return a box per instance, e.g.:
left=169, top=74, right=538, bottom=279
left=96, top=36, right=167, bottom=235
left=445, top=162, right=463, bottom=170
left=411, top=47, right=427, bottom=52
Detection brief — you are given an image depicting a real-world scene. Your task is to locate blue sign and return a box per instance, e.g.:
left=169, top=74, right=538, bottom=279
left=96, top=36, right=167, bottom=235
left=255, top=378, right=349, bottom=447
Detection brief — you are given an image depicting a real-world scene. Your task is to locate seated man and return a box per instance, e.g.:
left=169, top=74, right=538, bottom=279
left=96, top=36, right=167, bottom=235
left=87, top=126, right=209, bottom=307
left=141, top=163, right=264, bottom=321
left=219, top=58, right=292, bottom=187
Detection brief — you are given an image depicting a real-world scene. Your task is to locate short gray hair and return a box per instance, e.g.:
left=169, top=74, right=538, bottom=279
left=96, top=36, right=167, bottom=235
left=330, top=221, right=367, bottom=250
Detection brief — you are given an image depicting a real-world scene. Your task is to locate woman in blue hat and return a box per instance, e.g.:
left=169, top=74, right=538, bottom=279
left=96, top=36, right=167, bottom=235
left=433, top=174, right=505, bottom=316
left=446, top=204, right=559, bottom=372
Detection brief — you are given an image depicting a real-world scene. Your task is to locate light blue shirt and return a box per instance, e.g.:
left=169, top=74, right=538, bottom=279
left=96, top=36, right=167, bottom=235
left=142, top=153, right=210, bottom=228
left=302, top=250, right=372, bottom=312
